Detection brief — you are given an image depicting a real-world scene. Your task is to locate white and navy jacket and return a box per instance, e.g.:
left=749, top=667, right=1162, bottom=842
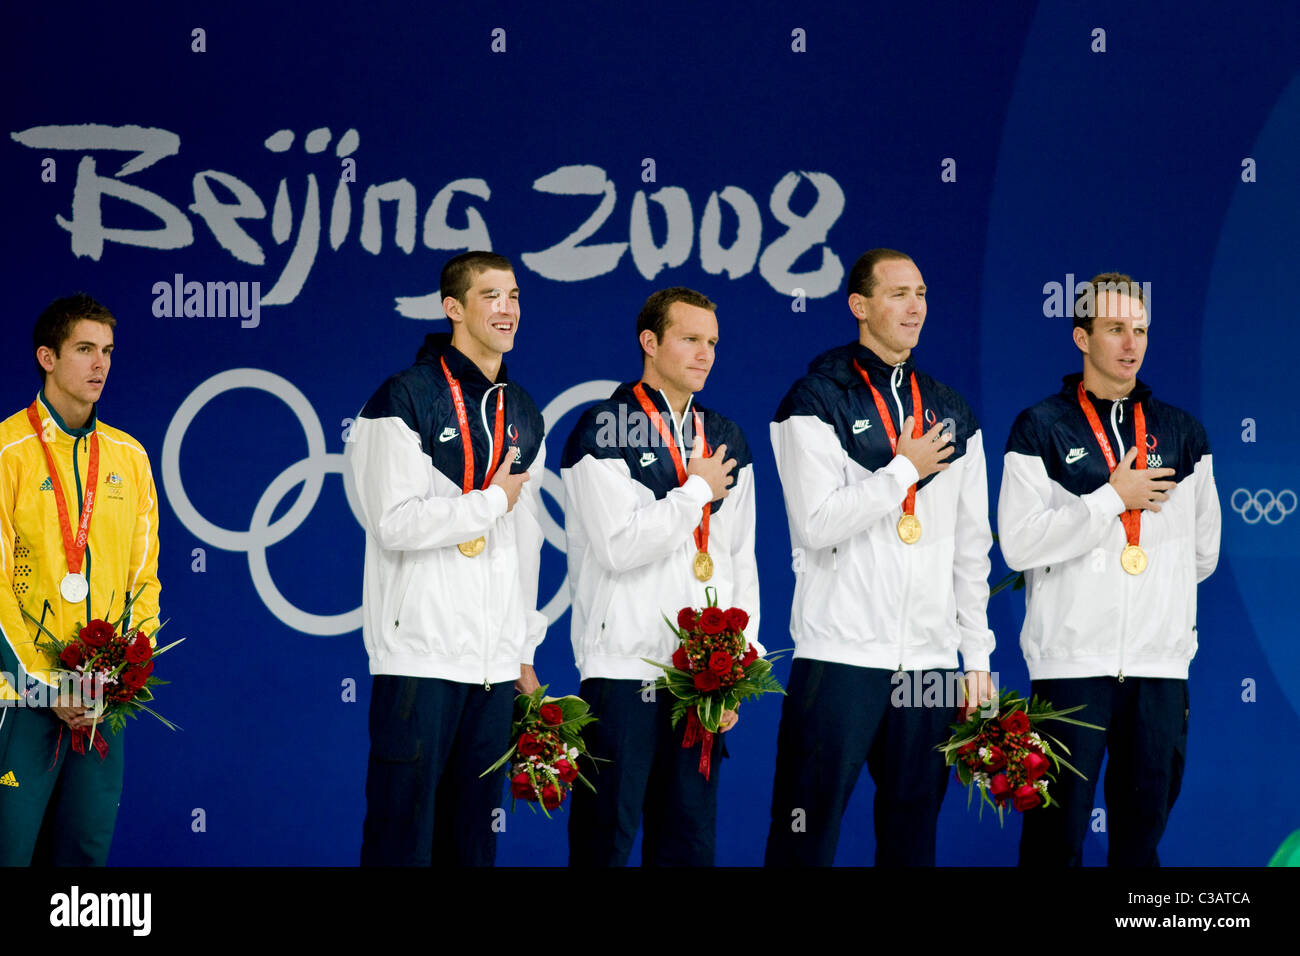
left=346, top=334, right=547, bottom=686
left=998, top=374, right=1221, bottom=681
left=772, top=343, right=995, bottom=673
left=561, top=382, right=760, bottom=682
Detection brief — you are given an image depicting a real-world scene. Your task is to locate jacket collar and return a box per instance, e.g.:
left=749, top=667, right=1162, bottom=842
left=415, top=333, right=508, bottom=387
left=36, top=390, right=97, bottom=439
left=1060, top=372, right=1152, bottom=407
left=852, top=342, right=917, bottom=385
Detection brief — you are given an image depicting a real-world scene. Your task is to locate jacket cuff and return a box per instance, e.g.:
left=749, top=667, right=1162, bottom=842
left=1086, top=482, right=1127, bottom=518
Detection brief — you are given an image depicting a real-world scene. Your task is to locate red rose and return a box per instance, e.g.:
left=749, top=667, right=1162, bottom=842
left=554, top=758, right=579, bottom=783
left=1022, top=751, right=1050, bottom=781
left=724, top=608, right=749, bottom=633
left=511, top=772, right=535, bottom=800
left=541, top=783, right=564, bottom=810
left=1013, top=783, right=1043, bottom=812
left=693, top=670, right=721, bottom=692
left=125, top=634, right=152, bottom=665
left=957, top=741, right=977, bottom=756
left=539, top=703, right=563, bottom=725
left=121, top=667, right=148, bottom=691
left=139, top=660, right=154, bottom=679
left=1000, top=710, right=1030, bottom=735
left=698, top=607, right=727, bottom=635
left=982, top=745, right=1007, bottom=774
left=79, top=619, right=115, bottom=649
left=708, top=651, right=734, bottom=675
left=59, top=644, right=84, bottom=668
left=740, top=645, right=758, bottom=667
left=672, top=646, right=690, bottom=671
left=989, top=773, right=1012, bottom=803
left=677, top=607, right=699, bottom=631
left=518, top=732, right=543, bottom=756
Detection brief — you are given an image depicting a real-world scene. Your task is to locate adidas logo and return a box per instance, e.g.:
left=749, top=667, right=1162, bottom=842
left=0, top=770, right=17, bottom=787
left=39, top=477, right=52, bottom=491
left=852, top=419, right=872, bottom=435
left=1065, top=447, right=1089, bottom=464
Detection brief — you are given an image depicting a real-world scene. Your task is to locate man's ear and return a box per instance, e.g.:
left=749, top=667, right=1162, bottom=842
left=639, top=328, right=658, bottom=359
left=36, top=345, right=57, bottom=373
left=443, top=295, right=463, bottom=325
left=1072, top=325, right=1089, bottom=355
left=848, top=293, right=868, bottom=320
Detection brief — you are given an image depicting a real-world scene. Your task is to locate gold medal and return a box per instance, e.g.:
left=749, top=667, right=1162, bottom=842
left=1120, top=543, right=1147, bottom=575
left=897, top=513, right=922, bottom=544
left=457, top=536, right=486, bottom=558
left=693, top=551, right=714, bottom=582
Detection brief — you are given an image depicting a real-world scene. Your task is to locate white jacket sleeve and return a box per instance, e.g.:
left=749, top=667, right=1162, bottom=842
left=771, top=415, right=920, bottom=552
left=1193, top=452, right=1221, bottom=583
left=997, top=450, right=1125, bottom=571
left=954, top=430, right=995, bottom=672
left=346, top=391, right=508, bottom=552
left=727, top=462, right=763, bottom=655
left=514, top=441, right=549, bottom=664
left=563, top=453, right=713, bottom=574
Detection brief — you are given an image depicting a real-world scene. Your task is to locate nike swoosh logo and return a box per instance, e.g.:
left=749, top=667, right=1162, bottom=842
left=1065, top=448, right=1088, bottom=463
left=639, top=453, right=657, bottom=467
left=852, top=419, right=871, bottom=434
left=438, top=427, right=458, bottom=443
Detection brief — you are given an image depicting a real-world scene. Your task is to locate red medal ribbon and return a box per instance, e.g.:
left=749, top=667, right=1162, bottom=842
left=26, top=401, right=98, bottom=584
left=440, top=358, right=506, bottom=493
left=852, top=361, right=923, bottom=517
left=632, top=383, right=710, bottom=556
left=1076, top=382, right=1146, bottom=549
left=682, top=707, right=714, bottom=780
left=49, top=724, right=110, bottom=767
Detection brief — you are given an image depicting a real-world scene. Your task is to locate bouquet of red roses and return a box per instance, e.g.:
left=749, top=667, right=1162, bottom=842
left=27, top=587, right=183, bottom=757
left=937, top=688, right=1103, bottom=824
left=481, top=686, right=599, bottom=818
left=644, top=586, right=784, bottom=779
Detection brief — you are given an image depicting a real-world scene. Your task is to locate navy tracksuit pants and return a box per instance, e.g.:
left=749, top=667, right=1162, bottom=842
left=765, top=660, right=955, bottom=867
left=567, top=677, right=725, bottom=867
left=360, top=675, right=514, bottom=867
left=1019, top=676, right=1188, bottom=867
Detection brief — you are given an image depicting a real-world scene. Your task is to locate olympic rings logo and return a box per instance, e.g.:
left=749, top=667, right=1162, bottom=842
left=1230, top=488, right=1297, bottom=525
left=161, top=369, right=619, bottom=635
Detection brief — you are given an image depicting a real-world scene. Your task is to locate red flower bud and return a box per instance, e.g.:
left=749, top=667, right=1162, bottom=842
left=989, top=773, right=1012, bottom=803
left=1000, top=710, right=1030, bottom=735
left=1022, top=751, right=1050, bottom=781
left=1013, top=783, right=1043, bottom=812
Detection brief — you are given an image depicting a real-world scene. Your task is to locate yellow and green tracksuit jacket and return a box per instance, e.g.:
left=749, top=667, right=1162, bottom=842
left=0, top=392, right=161, bottom=701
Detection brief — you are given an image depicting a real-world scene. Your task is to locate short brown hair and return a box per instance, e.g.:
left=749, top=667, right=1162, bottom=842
left=1073, top=271, right=1147, bottom=334
left=846, top=249, right=914, bottom=298
left=439, top=251, right=515, bottom=305
left=636, top=287, right=716, bottom=357
left=33, top=293, right=116, bottom=381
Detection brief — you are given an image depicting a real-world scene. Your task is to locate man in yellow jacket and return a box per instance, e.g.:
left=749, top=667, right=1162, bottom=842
left=0, top=294, right=161, bottom=866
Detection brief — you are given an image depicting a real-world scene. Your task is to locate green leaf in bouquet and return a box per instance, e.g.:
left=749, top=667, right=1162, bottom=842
left=697, top=694, right=722, bottom=732
left=669, top=697, right=692, bottom=728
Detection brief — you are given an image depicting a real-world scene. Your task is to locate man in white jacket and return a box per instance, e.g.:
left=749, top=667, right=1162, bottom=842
left=765, top=249, right=996, bottom=866
left=346, top=251, right=546, bottom=866
left=562, top=287, right=758, bottom=866
left=998, top=273, right=1220, bottom=866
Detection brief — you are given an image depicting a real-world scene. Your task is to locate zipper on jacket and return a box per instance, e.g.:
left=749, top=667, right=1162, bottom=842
left=889, top=365, right=906, bottom=430
left=479, top=382, right=507, bottom=691
left=831, top=546, right=838, bottom=571
left=897, top=543, right=912, bottom=671
left=1110, top=398, right=1127, bottom=457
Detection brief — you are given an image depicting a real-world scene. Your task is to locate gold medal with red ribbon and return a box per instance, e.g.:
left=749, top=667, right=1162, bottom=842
left=1076, top=382, right=1148, bottom=574
left=854, top=361, right=924, bottom=544
left=27, top=402, right=98, bottom=603
left=440, top=358, right=505, bottom=558
left=632, top=383, right=713, bottom=581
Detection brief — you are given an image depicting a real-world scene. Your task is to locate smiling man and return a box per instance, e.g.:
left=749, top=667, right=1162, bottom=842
left=346, top=251, right=547, bottom=866
left=561, top=287, right=759, bottom=866
left=765, top=249, right=995, bottom=867
left=998, top=272, right=1221, bottom=866
left=0, top=293, right=161, bottom=866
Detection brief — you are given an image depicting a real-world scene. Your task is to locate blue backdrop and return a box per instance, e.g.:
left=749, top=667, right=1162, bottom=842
left=2, top=0, right=1296, bottom=866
